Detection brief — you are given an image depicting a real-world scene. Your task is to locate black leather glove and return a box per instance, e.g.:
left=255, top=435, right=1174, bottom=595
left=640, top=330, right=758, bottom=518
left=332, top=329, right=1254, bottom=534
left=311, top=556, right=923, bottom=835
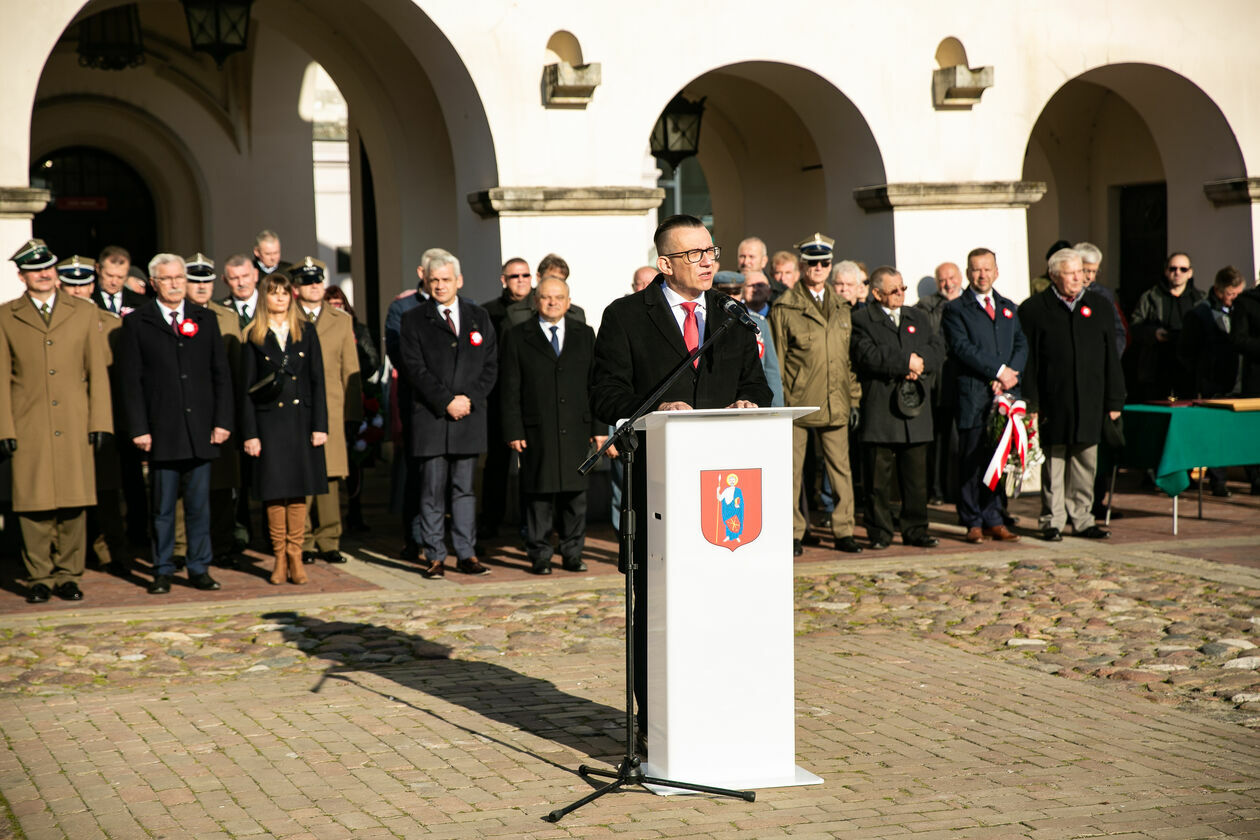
left=0, top=438, right=15, bottom=455
left=849, top=406, right=861, bottom=430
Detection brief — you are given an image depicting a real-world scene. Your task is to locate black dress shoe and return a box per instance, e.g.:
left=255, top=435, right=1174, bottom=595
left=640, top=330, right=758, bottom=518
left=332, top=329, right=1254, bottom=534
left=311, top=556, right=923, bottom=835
left=869, top=538, right=890, bottom=550
left=1076, top=525, right=1110, bottom=539
left=1041, top=527, right=1062, bottom=542
left=801, top=532, right=821, bottom=547
left=190, top=572, right=221, bottom=591
left=322, top=550, right=347, bottom=564
left=25, top=583, right=51, bottom=604
left=905, top=534, right=939, bottom=548
left=561, top=559, right=587, bottom=572
left=456, top=557, right=491, bottom=576
left=835, top=536, right=863, bottom=554
left=530, top=564, right=552, bottom=575
left=301, top=550, right=320, bottom=565
left=147, top=575, right=173, bottom=595
left=53, top=581, right=83, bottom=601
left=792, top=539, right=803, bottom=557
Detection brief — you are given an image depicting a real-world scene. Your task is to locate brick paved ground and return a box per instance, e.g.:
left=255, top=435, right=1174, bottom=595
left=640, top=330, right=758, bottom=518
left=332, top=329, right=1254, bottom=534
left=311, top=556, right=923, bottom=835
left=0, top=468, right=1257, bottom=838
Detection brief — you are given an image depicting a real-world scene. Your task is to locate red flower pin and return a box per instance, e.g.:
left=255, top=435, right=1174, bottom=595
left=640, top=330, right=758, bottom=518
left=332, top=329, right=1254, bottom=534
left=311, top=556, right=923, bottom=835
left=1080, top=306, right=1092, bottom=318
left=178, top=319, right=199, bottom=337
left=907, top=324, right=917, bottom=334
left=1002, top=308, right=1013, bottom=319
left=756, top=337, right=765, bottom=359
left=469, top=330, right=483, bottom=347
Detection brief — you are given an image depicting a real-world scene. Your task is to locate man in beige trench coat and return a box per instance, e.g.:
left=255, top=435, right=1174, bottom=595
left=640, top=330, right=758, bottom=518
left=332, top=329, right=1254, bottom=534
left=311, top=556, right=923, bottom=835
left=292, top=257, right=361, bottom=563
left=0, top=240, right=112, bottom=603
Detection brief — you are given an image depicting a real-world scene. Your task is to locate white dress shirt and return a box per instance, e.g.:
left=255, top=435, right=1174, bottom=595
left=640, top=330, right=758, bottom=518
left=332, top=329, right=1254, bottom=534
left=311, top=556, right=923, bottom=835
left=234, top=291, right=259, bottom=322
left=437, top=298, right=461, bottom=335
left=157, top=299, right=186, bottom=326
left=539, top=316, right=565, bottom=352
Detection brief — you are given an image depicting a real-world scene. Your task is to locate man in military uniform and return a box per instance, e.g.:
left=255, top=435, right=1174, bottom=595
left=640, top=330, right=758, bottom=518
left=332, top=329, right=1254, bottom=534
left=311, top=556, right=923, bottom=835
left=770, top=232, right=863, bottom=556
left=294, top=257, right=361, bottom=564
left=220, top=253, right=260, bottom=330
left=177, top=254, right=245, bottom=565
left=0, top=241, right=112, bottom=602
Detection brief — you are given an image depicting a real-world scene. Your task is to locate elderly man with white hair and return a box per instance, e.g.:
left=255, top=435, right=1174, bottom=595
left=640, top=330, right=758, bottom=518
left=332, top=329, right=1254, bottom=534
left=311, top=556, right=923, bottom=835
left=1017, top=248, right=1126, bottom=542
left=1073, top=241, right=1128, bottom=359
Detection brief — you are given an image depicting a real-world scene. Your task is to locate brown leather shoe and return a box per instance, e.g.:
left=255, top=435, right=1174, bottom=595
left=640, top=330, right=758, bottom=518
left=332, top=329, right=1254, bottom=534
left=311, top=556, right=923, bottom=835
left=420, top=559, right=445, bottom=579
left=964, top=527, right=984, bottom=544
left=982, top=525, right=1021, bottom=542
left=456, top=557, right=490, bottom=576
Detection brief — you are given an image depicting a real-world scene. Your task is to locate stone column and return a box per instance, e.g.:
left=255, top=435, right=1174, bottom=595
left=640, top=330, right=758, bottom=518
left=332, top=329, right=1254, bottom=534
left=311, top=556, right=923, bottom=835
left=0, top=188, right=51, bottom=300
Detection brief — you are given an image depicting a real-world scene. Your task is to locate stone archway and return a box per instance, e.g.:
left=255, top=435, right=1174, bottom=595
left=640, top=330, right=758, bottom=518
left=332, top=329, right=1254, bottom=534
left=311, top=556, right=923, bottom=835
left=1024, top=62, right=1250, bottom=310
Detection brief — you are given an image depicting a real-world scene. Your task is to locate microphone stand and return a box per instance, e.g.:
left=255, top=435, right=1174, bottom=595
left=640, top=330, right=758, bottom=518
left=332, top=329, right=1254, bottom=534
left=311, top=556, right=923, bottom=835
left=545, top=310, right=755, bottom=822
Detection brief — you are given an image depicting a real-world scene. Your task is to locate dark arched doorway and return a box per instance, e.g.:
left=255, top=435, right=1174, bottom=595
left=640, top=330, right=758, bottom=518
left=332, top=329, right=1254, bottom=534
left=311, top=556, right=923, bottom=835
left=30, top=145, right=156, bottom=263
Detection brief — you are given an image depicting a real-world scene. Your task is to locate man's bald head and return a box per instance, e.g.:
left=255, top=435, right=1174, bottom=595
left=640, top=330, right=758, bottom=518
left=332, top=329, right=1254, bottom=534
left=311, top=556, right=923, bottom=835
left=934, top=262, right=963, bottom=300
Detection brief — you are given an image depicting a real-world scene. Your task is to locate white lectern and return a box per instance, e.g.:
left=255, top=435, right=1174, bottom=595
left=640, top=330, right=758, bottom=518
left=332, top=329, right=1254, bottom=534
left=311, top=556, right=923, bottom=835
left=632, top=407, right=822, bottom=794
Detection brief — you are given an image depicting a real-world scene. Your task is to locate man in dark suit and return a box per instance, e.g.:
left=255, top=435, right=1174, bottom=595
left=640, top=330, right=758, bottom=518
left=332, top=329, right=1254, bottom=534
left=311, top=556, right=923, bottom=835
left=1229, top=274, right=1260, bottom=495
left=916, top=262, right=963, bottom=504
left=398, top=251, right=497, bottom=578
left=590, top=213, right=771, bottom=748
left=851, top=266, right=946, bottom=549
left=941, top=247, right=1028, bottom=544
left=93, top=246, right=148, bottom=316
left=118, top=253, right=234, bottom=594
left=500, top=277, right=604, bottom=574
left=252, top=230, right=292, bottom=278
left=1019, top=248, right=1125, bottom=541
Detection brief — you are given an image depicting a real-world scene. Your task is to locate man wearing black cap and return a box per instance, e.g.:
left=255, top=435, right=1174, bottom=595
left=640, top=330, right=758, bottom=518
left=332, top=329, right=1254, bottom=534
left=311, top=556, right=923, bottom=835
left=851, top=266, right=945, bottom=549
left=293, top=256, right=361, bottom=565
left=0, top=240, right=113, bottom=603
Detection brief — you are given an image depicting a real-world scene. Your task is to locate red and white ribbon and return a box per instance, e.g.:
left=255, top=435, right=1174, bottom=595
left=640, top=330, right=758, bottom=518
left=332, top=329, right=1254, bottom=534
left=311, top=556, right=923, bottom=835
left=983, top=396, right=1029, bottom=491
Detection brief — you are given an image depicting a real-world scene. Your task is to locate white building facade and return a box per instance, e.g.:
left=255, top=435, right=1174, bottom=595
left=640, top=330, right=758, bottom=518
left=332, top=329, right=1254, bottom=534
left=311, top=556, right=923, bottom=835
left=2, top=0, right=1258, bottom=331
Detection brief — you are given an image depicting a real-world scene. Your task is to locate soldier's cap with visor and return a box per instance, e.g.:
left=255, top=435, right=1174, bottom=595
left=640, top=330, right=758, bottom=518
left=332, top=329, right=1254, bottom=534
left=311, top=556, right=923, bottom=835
left=10, top=239, right=57, bottom=271
left=56, top=255, right=97, bottom=285
left=288, top=256, right=326, bottom=285
left=186, top=253, right=217, bottom=283
left=793, top=232, right=835, bottom=264
left=712, top=270, right=746, bottom=292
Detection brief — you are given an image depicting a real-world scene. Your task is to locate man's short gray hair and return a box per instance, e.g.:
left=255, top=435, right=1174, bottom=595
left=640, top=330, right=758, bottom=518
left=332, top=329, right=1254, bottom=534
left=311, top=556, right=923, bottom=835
left=224, top=253, right=252, bottom=270
left=148, top=253, right=186, bottom=276
left=426, top=251, right=461, bottom=278
left=1047, top=248, right=1082, bottom=279
left=420, top=248, right=454, bottom=276
left=254, top=229, right=280, bottom=246
left=1073, top=241, right=1102, bottom=265
left=831, top=260, right=861, bottom=282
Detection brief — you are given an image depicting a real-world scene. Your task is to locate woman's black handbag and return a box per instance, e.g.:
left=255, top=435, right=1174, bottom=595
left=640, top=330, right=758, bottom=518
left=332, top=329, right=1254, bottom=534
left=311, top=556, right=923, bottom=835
left=248, top=353, right=289, bottom=404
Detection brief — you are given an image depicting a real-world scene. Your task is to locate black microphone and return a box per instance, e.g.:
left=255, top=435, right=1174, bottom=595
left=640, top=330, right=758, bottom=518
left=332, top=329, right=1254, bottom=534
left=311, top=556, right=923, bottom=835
left=718, top=294, right=760, bottom=333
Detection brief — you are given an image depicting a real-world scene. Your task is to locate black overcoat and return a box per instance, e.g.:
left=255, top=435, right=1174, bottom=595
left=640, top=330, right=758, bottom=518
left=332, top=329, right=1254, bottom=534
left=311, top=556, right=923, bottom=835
left=1018, top=288, right=1126, bottom=446
left=399, top=297, right=498, bottom=457
left=239, top=326, right=329, bottom=502
left=500, top=316, right=602, bottom=494
left=850, top=304, right=945, bottom=445
left=1230, top=286, right=1260, bottom=397
left=92, top=287, right=148, bottom=315
left=118, top=300, right=233, bottom=463
left=589, top=277, right=771, bottom=424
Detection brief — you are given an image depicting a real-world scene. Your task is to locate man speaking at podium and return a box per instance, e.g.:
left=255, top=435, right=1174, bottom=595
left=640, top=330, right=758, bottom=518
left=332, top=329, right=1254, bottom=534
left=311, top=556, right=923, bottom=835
left=591, top=214, right=772, bottom=751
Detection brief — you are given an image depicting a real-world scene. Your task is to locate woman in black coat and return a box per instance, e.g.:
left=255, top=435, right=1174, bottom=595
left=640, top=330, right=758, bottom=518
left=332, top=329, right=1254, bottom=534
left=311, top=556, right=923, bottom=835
left=240, top=272, right=329, bottom=584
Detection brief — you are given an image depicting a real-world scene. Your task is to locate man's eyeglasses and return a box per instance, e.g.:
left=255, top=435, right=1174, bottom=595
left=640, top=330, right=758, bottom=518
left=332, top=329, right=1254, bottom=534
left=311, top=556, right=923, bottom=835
left=884, top=286, right=908, bottom=294
left=661, top=246, right=720, bottom=264
left=808, top=260, right=832, bottom=269
left=1168, top=265, right=1192, bottom=273
left=504, top=273, right=531, bottom=280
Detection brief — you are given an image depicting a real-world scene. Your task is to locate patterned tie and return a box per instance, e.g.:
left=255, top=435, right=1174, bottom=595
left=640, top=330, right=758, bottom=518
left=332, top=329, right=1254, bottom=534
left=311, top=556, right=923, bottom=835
left=307, top=310, right=316, bottom=323
left=444, top=308, right=457, bottom=335
left=170, top=310, right=181, bottom=334
left=39, top=302, right=51, bottom=325
left=891, top=309, right=900, bottom=328
left=681, top=301, right=699, bottom=368
left=549, top=324, right=561, bottom=356
left=984, top=295, right=995, bottom=321
left=240, top=303, right=249, bottom=321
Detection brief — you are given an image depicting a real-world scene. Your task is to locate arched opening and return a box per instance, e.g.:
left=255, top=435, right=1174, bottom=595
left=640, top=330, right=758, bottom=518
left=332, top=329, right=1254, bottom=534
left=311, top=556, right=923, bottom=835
left=647, top=62, right=889, bottom=266
left=30, top=145, right=157, bottom=263
left=1023, top=63, right=1249, bottom=313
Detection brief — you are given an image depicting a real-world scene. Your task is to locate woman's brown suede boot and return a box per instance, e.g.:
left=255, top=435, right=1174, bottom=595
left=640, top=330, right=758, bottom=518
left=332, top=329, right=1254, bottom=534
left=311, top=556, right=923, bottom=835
left=266, top=504, right=288, bottom=584
left=285, top=500, right=308, bottom=584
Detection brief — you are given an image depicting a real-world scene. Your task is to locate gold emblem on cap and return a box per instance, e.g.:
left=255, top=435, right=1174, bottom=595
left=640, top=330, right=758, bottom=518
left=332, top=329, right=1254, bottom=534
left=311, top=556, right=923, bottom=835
left=793, top=232, right=835, bottom=252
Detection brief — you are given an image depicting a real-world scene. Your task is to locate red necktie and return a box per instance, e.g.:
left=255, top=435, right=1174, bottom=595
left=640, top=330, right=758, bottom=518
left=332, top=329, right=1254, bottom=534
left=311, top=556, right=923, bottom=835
left=681, top=301, right=699, bottom=368
left=984, top=296, right=995, bottom=321
left=170, top=310, right=181, bottom=334
left=444, top=307, right=457, bottom=335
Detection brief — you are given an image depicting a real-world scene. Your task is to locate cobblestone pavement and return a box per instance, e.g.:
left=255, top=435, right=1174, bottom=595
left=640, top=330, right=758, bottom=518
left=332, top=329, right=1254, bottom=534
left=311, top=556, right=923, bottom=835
left=0, top=527, right=1258, bottom=838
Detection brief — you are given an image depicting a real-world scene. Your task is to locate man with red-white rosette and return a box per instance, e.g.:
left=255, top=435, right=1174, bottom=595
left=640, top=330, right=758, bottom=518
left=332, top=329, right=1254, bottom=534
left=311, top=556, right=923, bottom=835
left=118, top=253, right=234, bottom=594
left=398, top=251, right=498, bottom=578
left=1017, top=248, right=1126, bottom=542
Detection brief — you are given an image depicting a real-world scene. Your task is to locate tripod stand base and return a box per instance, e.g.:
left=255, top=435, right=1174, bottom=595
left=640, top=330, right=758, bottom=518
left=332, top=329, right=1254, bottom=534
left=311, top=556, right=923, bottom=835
left=641, top=761, right=823, bottom=796
left=543, top=758, right=755, bottom=822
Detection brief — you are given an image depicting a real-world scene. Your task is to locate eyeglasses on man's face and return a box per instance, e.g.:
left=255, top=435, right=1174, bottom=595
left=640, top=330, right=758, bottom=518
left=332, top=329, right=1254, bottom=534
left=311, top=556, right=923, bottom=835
left=661, top=246, right=720, bottom=264
left=808, top=260, right=832, bottom=269
left=504, top=272, right=531, bottom=280
left=1168, top=265, right=1192, bottom=273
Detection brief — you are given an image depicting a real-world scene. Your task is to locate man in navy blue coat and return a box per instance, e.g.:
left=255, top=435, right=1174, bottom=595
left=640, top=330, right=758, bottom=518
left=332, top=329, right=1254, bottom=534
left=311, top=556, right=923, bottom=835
left=119, top=254, right=233, bottom=594
left=940, top=248, right=1028, bottom=544
left=398, top=252, right=497, bottom=578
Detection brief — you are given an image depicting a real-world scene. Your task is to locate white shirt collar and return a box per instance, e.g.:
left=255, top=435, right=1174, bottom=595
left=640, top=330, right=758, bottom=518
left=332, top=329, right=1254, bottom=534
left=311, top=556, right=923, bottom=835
left=972, top=288, right=994, bottom=307
left=303, top=304, right=322, bottom=321
left=660, top=282, right=704, bottom=312
left=235, top=291, right=258, bottom=314
left=157, top=299, right=185, bottom=323
left=29, top=292, right=55, bottom=311
left=539, top=316, right=565, bottom=344
left=882, top=305, right=900, bottom=320
left=436, top=297, right=460, bottom=334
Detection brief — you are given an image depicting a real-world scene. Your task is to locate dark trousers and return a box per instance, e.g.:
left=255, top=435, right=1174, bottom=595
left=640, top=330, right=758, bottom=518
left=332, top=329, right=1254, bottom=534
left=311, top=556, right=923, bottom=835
left=865, top=442, right=930, bottom=543
left=151, top=459, right=212, bottom=576
left=480, top=442, right=511, bottom=534
left=20, top=507, right=87, bottom=587
left=120, top=446, right=149, bottom=543
left=414, top=454, right=477, bottom=562
left=926, top=403, right=959, bottom=501
left=524, top=490, right=587, bottom=568
left=957, top=425, right=1004, bottom=528
left=174, top=488, right=236, bottom=557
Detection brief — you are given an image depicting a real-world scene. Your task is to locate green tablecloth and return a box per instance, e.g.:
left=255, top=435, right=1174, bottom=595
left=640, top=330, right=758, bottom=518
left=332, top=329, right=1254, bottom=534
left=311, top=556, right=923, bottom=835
left=1116, top=405, right=1260, bottom=496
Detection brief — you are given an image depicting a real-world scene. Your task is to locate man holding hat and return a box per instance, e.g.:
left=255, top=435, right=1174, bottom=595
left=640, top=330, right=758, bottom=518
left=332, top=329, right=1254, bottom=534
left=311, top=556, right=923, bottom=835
left=713, top=270, right=783, bottom=406
left=851, top=266, right=945, bottom=549
left=0, top=240, right=112, bottom=602
left=770, top=232, right=864, bottom=555
left=291, top=256, right=361, bottom=564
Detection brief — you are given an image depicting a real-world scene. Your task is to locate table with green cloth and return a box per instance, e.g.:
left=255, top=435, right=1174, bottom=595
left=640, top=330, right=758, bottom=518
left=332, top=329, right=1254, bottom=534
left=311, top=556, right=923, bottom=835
left=1115, top=405, right=1260, bottom=497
